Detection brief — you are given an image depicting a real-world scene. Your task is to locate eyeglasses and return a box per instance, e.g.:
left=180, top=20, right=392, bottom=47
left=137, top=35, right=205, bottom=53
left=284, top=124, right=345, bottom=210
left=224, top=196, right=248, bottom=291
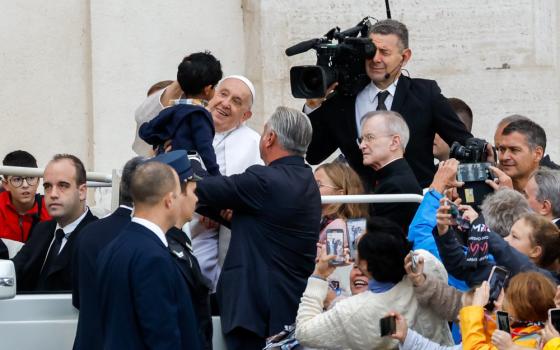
left=6, top=176, right=39, bottom=188
left=316, top=180, right=339, bottom=190
left=356, top=134, right=394, bottom=145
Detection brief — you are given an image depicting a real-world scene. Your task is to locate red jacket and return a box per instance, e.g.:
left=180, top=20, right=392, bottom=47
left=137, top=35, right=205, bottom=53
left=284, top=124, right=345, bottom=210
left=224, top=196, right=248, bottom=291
left=0, top=191, right=51, bottom=242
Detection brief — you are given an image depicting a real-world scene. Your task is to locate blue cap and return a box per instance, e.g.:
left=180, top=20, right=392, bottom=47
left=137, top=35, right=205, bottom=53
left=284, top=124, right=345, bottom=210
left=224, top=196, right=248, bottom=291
left=148, top=150, right=201, bottom=182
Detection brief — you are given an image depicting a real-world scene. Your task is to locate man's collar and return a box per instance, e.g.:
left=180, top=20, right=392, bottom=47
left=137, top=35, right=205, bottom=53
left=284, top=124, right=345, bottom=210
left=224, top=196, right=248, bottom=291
left=56, top=207, right=89, bottom=235
left=367, top=77, right=400, bottom=103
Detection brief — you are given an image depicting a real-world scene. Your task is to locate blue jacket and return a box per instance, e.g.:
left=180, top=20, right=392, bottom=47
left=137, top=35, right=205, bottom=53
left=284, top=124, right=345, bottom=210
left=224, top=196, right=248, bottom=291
left=408, top=189, right=469, bottom=291
left=139, top=104, right=220, bottom=176
left=97, top=222, right=201, bottom=350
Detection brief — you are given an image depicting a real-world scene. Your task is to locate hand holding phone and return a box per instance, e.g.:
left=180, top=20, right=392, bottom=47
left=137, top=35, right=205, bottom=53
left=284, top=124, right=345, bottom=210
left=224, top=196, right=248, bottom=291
left=379, top=315, right=396, bottom=337
left=326, top=229, right=345, bottom=266
left=485, top=266, right=509, bottom=311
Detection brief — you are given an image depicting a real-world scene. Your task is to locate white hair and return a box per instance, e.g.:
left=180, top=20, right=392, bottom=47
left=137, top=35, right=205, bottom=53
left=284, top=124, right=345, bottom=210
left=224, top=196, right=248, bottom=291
left=360, top=111, right=410, bottom=150
left=266, top=106, right=312, bottom=156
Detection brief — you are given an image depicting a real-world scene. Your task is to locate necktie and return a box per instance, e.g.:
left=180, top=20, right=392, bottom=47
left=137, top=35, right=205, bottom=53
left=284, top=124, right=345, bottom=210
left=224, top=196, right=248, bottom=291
left=376, top=91, right=390, bottom=111
left=39, top=229, right=65, bottom=277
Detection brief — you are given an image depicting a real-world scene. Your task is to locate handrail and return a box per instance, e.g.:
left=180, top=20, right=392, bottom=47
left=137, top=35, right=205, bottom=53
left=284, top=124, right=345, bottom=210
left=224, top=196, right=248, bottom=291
left=0, top=166, right=424, bottom=205
left=321, top=193, right=424, bottom=204
left=0, top=166, right=112, bottom=183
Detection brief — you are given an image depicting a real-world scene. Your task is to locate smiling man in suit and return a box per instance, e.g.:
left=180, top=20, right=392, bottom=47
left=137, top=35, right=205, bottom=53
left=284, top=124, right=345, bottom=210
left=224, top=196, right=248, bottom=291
left=12, top=154, right=98, bottom=292
left=305, top=19, right=472, bottom=189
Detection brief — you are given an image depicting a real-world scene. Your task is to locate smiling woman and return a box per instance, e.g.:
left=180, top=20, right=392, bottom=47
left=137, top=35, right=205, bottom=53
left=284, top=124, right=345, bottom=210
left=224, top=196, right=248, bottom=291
left=295, top=217, right=454, bottom=349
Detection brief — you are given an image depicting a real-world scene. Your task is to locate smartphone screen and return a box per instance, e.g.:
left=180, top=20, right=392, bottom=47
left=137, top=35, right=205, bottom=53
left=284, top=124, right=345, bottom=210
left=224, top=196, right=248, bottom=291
left=326, top=228, right=345, bottom=265
left=346, top=218, right=366, bottom=260
left=486, top=266, right=509, bottom=311
left=550, top=308, right=560, bottom=332
left=379, top=315, right=396, bottom=337
left=496, top=311, right=510, bottom=333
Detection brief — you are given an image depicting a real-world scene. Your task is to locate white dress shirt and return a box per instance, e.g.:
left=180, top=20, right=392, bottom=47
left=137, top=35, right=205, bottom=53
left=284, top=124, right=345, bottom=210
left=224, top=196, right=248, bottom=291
left=131, top=217, right=168, bottom=247
left=354, top=78, right=399, bottom=134
left=55, top=208, right=89, bottom=253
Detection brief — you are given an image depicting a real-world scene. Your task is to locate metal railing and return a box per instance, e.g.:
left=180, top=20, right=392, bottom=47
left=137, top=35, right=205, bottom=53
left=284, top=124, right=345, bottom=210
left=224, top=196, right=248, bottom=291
left=321, top=193, right=424, bottom=204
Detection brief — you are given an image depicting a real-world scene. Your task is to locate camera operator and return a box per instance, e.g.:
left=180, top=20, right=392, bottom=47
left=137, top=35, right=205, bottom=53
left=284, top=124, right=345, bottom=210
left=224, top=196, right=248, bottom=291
left=304, top=19, right=472, bottom=189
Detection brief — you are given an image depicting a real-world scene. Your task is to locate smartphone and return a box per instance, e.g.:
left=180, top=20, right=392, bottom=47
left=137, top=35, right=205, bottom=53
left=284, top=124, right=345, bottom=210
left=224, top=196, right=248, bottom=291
left=446, top=200, right=471, bottom=231
left=410, top=251, right=418, bottom=273
left=496, top=311, right=510, bottom=333
left=346, top=218, right=366, bottom=260
left=379, top=315, right=396, bottom=337
left=549, top=308, right=560, bottom=332
left=326, top=228, right=345, bottom=265
left=485, top=266, right=509, bottom=311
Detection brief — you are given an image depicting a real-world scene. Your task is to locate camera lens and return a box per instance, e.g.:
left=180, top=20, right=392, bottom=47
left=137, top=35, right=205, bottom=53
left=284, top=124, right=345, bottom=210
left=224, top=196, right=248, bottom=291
left=302, top=70, right=323, bottom=91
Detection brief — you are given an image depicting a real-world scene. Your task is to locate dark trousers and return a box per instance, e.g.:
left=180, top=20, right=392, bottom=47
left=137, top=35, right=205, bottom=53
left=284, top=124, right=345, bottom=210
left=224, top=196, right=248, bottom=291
left=224, top=327, right=265, bottom=350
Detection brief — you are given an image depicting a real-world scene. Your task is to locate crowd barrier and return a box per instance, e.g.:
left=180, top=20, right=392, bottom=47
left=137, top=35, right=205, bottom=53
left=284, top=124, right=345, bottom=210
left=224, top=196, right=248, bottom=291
left=0, top=165, right=425, bottom=349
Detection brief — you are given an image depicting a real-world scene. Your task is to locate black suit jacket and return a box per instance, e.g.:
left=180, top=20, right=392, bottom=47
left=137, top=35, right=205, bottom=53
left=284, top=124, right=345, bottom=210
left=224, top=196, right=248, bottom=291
left=195, top=155, right=322, bottom=337
left=541, top=155, right=560, bottom=170
left=72, top=206, right=131, bottom=350
left=306, top=76, right=473, bottom=188
left=12, top=210, right=98, bottom=292
left=167, top=227, right=213, bottom=350
left=371, top=158, right=422, bottom=233
left=0, top=239, right=8, bottom=259
left=97, top=222, right=201, bottom=350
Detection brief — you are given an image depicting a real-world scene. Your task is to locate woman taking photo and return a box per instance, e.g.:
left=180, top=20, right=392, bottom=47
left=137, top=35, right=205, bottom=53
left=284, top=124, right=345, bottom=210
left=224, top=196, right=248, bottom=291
left=296, top=218, right=453, bottom=349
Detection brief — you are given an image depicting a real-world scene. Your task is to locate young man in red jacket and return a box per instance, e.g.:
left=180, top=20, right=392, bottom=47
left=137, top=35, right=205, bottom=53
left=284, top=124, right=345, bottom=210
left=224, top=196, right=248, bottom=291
left=0, top=150, right=50, bottom=243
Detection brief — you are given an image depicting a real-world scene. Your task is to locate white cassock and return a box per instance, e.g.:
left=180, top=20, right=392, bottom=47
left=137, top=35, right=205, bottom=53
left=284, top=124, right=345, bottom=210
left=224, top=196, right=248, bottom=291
left=189, top=124, right=262, bottom=291
left=131, top=88, right=262, bottom=292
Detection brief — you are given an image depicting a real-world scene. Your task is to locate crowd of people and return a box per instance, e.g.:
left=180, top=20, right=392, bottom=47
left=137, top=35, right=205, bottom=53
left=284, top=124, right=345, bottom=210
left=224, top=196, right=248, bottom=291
left=1, top=18, right=560, bottom=350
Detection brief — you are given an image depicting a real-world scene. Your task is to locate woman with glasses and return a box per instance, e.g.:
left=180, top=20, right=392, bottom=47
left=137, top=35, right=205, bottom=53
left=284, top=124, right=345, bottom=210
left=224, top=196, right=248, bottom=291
left=0, top=150, right=51, bottom=245
left=313, top=161, right=369, bottom=296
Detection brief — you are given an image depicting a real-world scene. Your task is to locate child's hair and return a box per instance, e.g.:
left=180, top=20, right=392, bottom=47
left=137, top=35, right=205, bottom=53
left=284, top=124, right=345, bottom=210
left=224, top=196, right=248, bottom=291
left=519, top=213, right=560, bottom=268
left=505, top=271, right=556, bottom=322
left=316, top=161, right=369, bottom=220
left=177, top=51, right=222, bottom=97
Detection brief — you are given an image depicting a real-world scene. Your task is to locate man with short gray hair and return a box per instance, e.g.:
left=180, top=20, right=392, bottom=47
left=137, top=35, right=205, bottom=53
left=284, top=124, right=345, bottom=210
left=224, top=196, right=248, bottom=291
left=358, top=110, right=421, bottom=232
left=524, top=168, right=560, bottom=227
left=195, top=106, right=321, bottom=349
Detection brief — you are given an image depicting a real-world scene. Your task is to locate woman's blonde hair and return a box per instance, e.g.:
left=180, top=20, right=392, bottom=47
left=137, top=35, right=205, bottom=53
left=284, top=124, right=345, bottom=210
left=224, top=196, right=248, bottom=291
left=316, top=161, right=369, bottom=220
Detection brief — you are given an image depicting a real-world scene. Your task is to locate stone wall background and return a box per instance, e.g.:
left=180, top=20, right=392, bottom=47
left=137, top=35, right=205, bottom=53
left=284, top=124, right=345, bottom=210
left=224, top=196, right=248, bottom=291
left=1, top=0, right=558, bottom=208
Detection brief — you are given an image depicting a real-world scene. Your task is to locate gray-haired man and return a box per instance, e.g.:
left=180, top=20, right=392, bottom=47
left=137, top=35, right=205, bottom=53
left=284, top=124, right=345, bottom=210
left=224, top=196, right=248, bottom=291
left=525, top=168, right=560, bottom=227
left=195, top=106, right=321, bottom=350
left=358, top=110, right=422, bottom=232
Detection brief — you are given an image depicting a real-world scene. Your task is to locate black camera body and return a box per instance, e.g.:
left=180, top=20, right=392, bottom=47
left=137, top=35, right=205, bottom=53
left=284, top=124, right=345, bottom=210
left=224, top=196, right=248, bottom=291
left=286, top=18, right=375, bottom=99
left=449, top=138, right=496, bottom=208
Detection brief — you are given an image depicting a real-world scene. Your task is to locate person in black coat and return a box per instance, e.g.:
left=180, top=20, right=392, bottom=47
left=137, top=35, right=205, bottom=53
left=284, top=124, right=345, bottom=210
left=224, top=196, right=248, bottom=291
left=358, top=111, right=422, bottom=233
left=12, top=154, right=98, bottom=292
left=97, top=159, right=201, bottom=350
left=72, top=156, right=143, bottom=350
left=195, top=107, right=321, bottom=350
left=305, top=19, right=472, bottom=188
left=158, top=150, right=214, bottom=350
left=0, top=239, right=8, bottom=259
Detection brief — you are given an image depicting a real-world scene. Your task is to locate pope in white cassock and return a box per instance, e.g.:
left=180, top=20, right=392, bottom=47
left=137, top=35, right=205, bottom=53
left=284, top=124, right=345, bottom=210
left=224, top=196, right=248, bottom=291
left=133, top=75, right=263, bottom=291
